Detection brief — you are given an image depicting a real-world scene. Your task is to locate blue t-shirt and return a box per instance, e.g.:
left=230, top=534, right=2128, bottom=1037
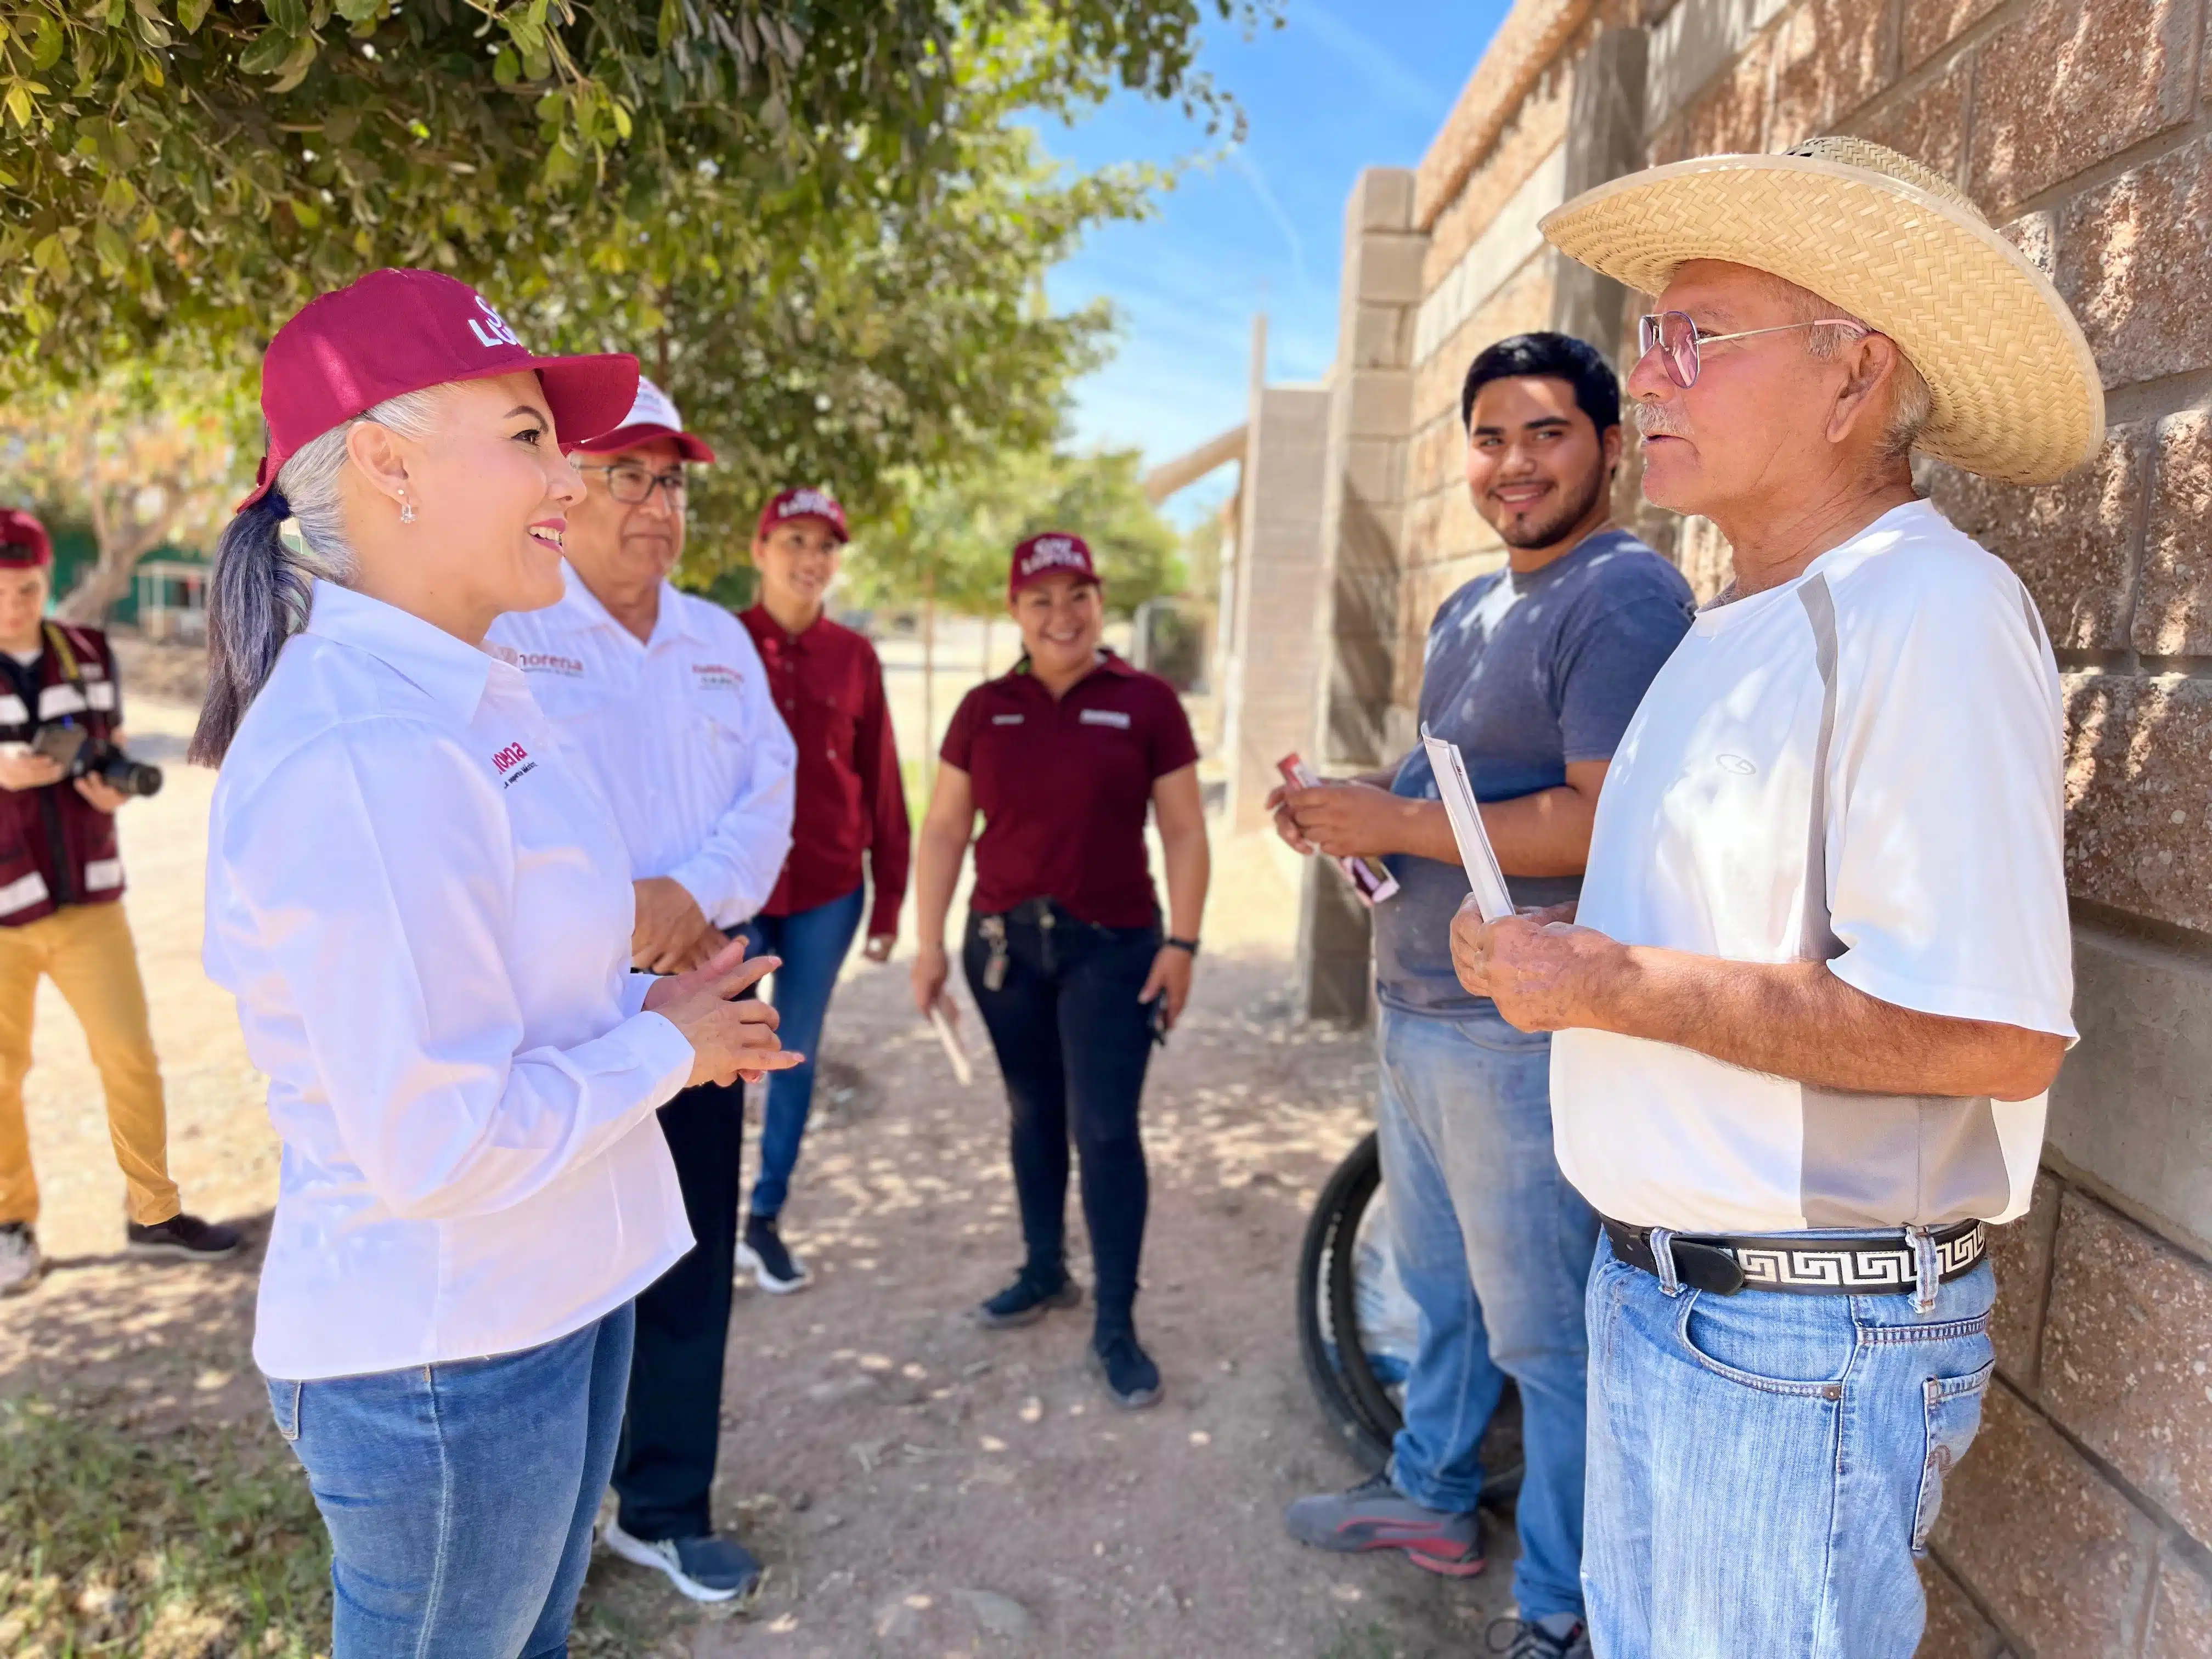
left=1374, top=528, right=1694, bottom=1017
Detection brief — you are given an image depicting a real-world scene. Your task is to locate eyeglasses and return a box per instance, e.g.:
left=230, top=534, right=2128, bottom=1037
left=577, top=462, right=688, bottom=505
left=1637, top=311, right=1871, bottom=390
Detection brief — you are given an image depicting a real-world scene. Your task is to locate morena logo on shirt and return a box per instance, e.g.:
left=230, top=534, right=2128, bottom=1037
left=692, top=662, right=745, bottom=691
left=490, top=742, right=539, bottom=787
left=1078, top=708, right=1131, bottom=730
left=1018, top=536, right=1087, bottom=578
left=516, top=651, right=585, bottom=677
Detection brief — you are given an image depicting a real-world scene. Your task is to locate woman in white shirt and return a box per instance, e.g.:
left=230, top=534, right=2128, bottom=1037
left=193, top=268, right=798, bottom=1659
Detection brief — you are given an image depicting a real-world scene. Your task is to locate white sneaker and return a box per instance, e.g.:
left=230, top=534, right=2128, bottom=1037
left=600, top=1516, right=761, bottom=1602
left=0, top=1222, right=42, bottom=1296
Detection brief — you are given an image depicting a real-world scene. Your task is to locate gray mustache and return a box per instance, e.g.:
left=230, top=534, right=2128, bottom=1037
left=1637, top=404, right=1699, bottom=442
left=1634, top=403, right=1692, bottom=439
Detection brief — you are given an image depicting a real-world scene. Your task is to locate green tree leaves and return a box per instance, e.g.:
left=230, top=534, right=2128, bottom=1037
left=0, top=0, right=1274, bottom=597
left=847, top=445, right=1186, bottom=621
left=0, top=0, right=1269, bottom=386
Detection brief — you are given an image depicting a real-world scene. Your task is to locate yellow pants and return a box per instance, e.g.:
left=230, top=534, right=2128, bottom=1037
left=0, top=901, right=177, bottom=1227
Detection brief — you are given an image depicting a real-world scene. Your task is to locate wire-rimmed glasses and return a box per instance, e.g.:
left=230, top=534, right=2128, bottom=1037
left=1637, top=311, right=1871, bottom=389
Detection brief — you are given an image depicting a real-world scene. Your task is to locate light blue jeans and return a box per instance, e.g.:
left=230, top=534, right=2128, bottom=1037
left=1375, top=1001, right=1598, bottom=1622
left=1584, top=1233, right=1996, bottom=1657
left=266, top=1305, right=635, bottom=1658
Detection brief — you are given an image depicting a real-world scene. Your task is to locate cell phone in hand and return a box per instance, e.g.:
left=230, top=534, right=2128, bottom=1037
left=1147, top=994, right=1169, bottom=1048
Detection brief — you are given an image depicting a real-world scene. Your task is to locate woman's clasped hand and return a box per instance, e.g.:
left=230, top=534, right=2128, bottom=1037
left=642, top=938, right=804, bottom=1087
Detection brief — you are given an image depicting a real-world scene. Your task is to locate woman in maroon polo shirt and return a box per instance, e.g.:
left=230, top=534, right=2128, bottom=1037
left=911, top=531, right=1210, bottom=1409
left=736, top=487, right=910, bottom=1293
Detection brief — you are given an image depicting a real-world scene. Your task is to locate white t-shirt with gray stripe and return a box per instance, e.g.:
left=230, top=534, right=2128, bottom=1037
left=1552, top=500, right=2074, bottom=1236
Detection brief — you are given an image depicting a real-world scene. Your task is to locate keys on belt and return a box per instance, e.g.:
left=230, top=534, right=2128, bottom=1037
left=1601, top=1215, right=1988, bottom=1296
left=979, top=899, right=1067, bottom=989
left=980, top=915, right=1008, bottom=991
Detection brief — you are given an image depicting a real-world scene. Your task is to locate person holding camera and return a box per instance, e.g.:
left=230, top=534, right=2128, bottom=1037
left=0, top=507, right=236, bottom=1295
left=488, top=376, right=797, bottom=1604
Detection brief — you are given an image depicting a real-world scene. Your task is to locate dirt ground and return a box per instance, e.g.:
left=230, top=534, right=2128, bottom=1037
left=0, top=692, right=1527, bottom=1658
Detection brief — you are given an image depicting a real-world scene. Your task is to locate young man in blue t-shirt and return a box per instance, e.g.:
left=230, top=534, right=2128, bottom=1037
left=1272, top=334, right=1692, bottom=1659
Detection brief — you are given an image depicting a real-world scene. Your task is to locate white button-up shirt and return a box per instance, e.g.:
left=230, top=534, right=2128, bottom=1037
left=487, top=568, right=795, bottom=927
left=204, top=582, right=697, bottom=1382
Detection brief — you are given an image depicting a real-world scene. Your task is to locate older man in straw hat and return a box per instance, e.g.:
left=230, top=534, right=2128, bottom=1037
left=1447, top=137, right=2098, bottom=1657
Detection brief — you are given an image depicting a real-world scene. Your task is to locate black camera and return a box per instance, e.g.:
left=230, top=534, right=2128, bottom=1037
left=29, top=723, right=163, bottom=798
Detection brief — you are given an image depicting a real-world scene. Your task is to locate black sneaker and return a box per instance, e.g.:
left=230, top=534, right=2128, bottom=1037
left=0, top=1221, right=42, bottom=1295
left=976, top=1266, right=1082, bottom=1329
left=1486, top=1614, right=1592, bottom=1659
left=736, top=1212, right=811, bottom=1294
left=601, top=1518, right=761, bottom=1603
left=1091, top=1324, right=1162, bottom=1409
left=126, top=1212, right=242, bottom=1262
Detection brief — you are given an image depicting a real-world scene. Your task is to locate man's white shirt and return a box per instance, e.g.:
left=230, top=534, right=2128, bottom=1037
left=1552, top=500, right=2075, bottom=1236
left=487, top=566, right=797, bottom=927
left=204, top=582, right=697, bottom=1381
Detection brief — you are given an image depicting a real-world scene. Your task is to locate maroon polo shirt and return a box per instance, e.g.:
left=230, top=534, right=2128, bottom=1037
left=939, top=652, right=1199, bottom=928
left=740, top=606, right=910, bottom=936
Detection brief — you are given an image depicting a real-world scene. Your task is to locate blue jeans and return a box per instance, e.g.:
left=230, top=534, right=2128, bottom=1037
left=740, top=883, right=865, bottom=1218
left=1584, top=1233, right=1997, bottom=1657
left=1375, top=1001, right=1596, bottom=1623
left=266, top=1305, right=634, bottom=1659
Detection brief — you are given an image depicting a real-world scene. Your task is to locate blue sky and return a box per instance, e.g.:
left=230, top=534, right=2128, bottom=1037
left=1040, top=2, right=1510, bottom=524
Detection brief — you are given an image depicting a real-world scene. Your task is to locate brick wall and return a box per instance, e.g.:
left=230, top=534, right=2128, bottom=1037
left=1305, top=0, right=2212, bottom=1650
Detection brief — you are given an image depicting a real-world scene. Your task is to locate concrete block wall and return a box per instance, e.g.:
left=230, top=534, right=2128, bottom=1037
left=1295, top=168, right=1426, bottom=1024
left=1223, top=381, right=1331, bottom=833
left=1313, top=0, right=2212, bottom=1648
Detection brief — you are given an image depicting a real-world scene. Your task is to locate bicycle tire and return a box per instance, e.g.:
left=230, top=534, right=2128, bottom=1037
left=1295, top=1130, right=1395, bottom=1468
left=1297, top=1131, right=1526, bottom=1512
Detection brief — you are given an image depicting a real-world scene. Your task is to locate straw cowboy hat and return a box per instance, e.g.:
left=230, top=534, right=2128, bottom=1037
left=1539, top=136, right=2103, bottom=485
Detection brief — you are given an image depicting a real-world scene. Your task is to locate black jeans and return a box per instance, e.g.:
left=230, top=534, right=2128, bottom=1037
left=611, top=1073, right=742, bottom=1541
left=962, top=900, right=1160, bottom=1326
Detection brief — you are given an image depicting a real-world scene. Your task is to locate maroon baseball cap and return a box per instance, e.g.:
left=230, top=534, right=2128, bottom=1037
left=1008, top=531, right=1099, bottom=599
left=570, top=376, right=716, bottom=463
left=757, top=487, right=849, bottom=545
left=238, top=268, right=640, bottom=512
left=0, top=509, right=51, bottom=569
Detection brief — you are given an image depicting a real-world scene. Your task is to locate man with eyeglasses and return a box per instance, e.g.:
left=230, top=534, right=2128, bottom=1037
left=488, top=376, right=796, bottom=1605
left=1453, top=140, right=2096, bottom=1657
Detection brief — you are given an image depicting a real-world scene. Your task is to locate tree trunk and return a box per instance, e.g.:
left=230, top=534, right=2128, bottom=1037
left=55, top=482, right=177, bottom=627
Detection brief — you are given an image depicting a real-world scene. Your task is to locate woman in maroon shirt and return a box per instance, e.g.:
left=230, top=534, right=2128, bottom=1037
left=910, top=532, right=1210, bottom=1409
left=736, top=488, right=910, bottom=1291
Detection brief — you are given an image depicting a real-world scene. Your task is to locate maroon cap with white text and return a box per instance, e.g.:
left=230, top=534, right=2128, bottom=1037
left=757, top=487, right=850, bottom=545
left=1007, top=531, right=1099, bottom=599
left=238, top=268, right=639, bottom=512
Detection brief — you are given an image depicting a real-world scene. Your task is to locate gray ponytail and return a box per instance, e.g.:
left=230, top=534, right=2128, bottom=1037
left=191, top=390, right=444, bottom=765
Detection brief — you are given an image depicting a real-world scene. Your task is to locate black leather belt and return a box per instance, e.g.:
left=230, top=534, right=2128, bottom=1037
left=1601, top=1216, right=1987, bottom=1297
